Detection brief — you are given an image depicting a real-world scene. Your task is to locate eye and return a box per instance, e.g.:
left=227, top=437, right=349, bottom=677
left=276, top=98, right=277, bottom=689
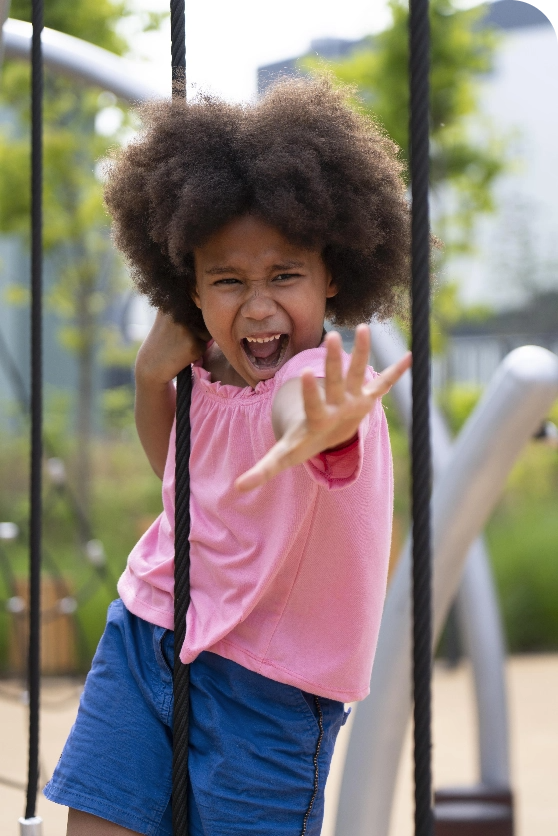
left=213, top=278, right=241, bottom=286
left=273, top=273, right=300, bottom=282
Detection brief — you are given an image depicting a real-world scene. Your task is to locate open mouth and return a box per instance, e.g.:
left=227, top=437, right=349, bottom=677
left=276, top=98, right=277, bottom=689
left=241, top=334, right=289, bottom=371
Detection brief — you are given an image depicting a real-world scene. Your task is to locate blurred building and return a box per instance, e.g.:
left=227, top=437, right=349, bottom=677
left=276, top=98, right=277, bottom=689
left=258, top=1, right=557, bottom=311
left=258, top=1, right=558, bottom=386
left=435, top=290, right=558, bottom=387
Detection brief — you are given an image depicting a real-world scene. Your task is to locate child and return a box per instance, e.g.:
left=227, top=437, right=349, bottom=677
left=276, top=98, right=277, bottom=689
left=44, top=77, right=411, bottom=836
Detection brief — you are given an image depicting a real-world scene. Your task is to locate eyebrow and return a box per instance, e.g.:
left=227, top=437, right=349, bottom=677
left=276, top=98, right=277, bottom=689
left=204, top=261, right=305, bottom=276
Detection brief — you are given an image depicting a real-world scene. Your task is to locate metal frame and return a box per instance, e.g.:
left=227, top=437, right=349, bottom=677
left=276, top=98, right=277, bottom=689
left=371, top=321, right=511, bottom=788
left=2, top=18, right=161, bottom=103
left=335, top=334, right=558, bottom=836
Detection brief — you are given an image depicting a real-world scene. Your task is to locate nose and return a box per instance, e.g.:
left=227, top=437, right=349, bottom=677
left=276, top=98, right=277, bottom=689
left=240, top=287, right=278, bottom=321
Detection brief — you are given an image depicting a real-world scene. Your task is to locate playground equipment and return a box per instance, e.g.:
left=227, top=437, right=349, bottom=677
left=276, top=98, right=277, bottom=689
left=3, top=6, right=558, bottom=836
left=336, top=333, right=558, bottom=836
left=1, top=17, right=162, bottom=101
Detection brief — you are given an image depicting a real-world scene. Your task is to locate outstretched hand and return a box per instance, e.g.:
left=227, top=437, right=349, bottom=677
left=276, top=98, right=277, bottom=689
left=235, top=324, right=412, bottom=492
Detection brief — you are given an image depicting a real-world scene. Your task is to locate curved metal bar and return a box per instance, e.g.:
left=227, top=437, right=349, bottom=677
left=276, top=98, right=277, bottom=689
left=2, top=18, right=162, bottom=103
left=455, top=539, right=510, bottom=786
left=336, top=339, right=558, bottom=836
left=370, top=321, right=511, bottom=787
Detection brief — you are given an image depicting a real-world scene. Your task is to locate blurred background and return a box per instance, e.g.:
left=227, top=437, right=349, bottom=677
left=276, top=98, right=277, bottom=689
left=1, top=0, right=556, bottom=676
left=0, top=3, right=557, bottom=833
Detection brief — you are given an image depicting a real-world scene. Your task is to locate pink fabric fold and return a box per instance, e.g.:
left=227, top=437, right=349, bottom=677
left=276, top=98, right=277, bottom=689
left=118, top=347, right=393, bottom=701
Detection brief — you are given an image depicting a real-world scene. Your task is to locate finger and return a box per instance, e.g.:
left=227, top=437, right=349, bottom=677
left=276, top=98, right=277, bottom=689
left=235, top=436, right=306, bottom=492
left=235, top=443, right=285, bottom=492
left=235, top=465, right=268, bottom=492
left=364, top=352, right=412, bottom=398
left=345, top=324, right=371, bottom=396
left=324, top=331, right=345, bottom=405
left=301, top=369, right=325, bottom=424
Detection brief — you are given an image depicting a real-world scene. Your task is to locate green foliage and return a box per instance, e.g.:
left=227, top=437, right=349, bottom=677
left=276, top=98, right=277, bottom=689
left=394, top=279, right=494, bottom=356
left=0, top=428, right=162, bottom=672
left=102, top=385, right=135, bottom=436
left=10, top=0, right=130, bottom=55
left=0, top=0, right=139, bottom=388
left=437, top=381, right=483, bottom=434
left=388, top=387, right=558, bottom=653
left=0, top=0, right=165, bottom=512
left=303, top=0, right=507, bottom=256
left=431, top=280, right=493, bottom=354
left=486, top=441, right=558, bottom=652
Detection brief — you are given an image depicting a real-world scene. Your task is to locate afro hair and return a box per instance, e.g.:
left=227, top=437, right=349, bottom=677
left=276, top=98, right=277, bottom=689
left=104, top=76, right=410, bottom=337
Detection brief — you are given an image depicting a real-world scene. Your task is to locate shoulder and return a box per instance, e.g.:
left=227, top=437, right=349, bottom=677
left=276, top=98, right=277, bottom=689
left=275, top=345, right=378, bottom=387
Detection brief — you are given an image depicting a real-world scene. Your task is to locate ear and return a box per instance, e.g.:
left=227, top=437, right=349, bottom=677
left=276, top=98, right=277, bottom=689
left=191, top=282, right=202, bottom=309
left=191, top=252, right=202, bottom=308
left=325, top=272, right=338, bottom=299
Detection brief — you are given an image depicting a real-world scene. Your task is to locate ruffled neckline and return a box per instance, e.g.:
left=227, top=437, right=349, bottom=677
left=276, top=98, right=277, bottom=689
left=192, top=362, right=276, bottom=400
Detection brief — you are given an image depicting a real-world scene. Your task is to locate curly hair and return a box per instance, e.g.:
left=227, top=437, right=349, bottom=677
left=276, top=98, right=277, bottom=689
left=104, top=77, right=410, bottom=335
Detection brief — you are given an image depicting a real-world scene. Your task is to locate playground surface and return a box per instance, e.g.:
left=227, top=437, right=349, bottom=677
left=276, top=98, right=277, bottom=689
left=0, top=654, right=556, bottom=836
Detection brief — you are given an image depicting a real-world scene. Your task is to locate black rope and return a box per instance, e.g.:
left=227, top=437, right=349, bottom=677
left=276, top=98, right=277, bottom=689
left=409, top=0, right=434, bottom=835
left=173, top=366, right=192, bottom=836
left=170, top=3, right=191, bottom=835
left=170, top=0, right=186, bottom=97
left=25, top=0, right=44, bottom=821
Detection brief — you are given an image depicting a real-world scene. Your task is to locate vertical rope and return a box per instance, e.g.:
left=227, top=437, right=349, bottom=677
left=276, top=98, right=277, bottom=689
left=25, top=0, right=44, bottom=822
left=170, top=4, right=191, bottom=835
left=170, top=0, right=186, bottom=97
left=409, top=0, right=434, bottom=835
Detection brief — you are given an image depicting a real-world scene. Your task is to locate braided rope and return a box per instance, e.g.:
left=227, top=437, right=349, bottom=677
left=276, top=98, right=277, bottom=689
left=170, top=4, right=190, bottom=834
left=25, top=0, right=44, bottom=822
left=173, top=367, right=192, bottom=836
left=170, top=0, right=186, bottom=97
left=409, top=0, right=434, bottom=834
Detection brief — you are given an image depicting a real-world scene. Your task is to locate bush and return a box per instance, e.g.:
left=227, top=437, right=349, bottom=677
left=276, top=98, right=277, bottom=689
left=0, top=428, right=162, bottom=673
left=433, top=385, right=558, bottom=652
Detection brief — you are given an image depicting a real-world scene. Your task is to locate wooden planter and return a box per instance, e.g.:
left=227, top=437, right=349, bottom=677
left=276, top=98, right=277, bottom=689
left=8, top=577, right=77, bottom=675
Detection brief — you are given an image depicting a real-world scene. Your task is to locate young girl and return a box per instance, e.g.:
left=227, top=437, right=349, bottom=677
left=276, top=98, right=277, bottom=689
left=44, top=77, right=411, bottom=836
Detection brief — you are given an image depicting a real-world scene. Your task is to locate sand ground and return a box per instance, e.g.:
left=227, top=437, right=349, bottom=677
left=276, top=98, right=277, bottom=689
left=1, top=654, right=556, bottom=836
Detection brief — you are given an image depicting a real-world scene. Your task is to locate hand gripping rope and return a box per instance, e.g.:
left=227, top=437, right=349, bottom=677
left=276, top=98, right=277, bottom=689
left=20, top=0, right=44, bottom=834
left=170, top=2, right=192, bottom=835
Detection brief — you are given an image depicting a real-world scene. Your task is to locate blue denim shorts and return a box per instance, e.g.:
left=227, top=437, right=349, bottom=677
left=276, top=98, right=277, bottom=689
left=44, top=599, right=348, bottom=835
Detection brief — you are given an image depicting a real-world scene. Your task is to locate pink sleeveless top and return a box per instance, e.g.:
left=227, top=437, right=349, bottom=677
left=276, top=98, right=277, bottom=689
left=117, top=347, right=393, bottom=701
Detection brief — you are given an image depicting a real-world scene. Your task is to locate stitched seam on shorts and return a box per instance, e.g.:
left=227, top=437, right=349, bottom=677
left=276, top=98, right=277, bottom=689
left=300, top=696, right=324, bottom=836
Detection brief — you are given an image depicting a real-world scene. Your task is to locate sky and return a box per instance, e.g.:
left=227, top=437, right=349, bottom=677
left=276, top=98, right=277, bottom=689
left=121, top=0, right=392, bottom=102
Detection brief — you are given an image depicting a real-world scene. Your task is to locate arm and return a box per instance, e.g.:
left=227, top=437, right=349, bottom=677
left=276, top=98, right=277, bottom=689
left=135, top=311, right=206, bottom=479
left=236, top=324, right=412, bottom=492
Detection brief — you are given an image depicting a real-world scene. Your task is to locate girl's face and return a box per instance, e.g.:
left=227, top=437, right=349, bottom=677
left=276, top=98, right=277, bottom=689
left=193, top=215, right=337, bottom=388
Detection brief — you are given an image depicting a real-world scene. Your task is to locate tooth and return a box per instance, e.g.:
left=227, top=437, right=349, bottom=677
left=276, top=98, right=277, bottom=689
left=245, top=334, right=281, bottom=343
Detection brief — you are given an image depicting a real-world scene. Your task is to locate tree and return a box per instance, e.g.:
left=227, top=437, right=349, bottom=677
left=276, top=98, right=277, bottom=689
left=302, top=0, right=510, bottom=355
left=0, top=0, right=160, bottom=517
left=303, top=0, right=507, bottom=257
